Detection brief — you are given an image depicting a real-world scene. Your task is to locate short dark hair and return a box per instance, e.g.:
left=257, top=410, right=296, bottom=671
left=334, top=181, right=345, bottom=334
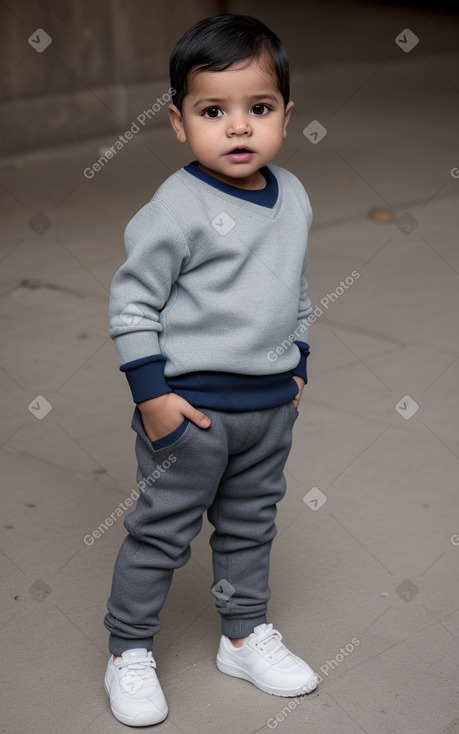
left=169, top=14, right=290, bottom=112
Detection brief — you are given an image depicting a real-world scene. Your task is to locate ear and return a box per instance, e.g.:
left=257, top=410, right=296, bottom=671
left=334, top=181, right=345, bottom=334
left=282, top=101, right=295, bottom=138
left=168, top=104, right=187, bottom=143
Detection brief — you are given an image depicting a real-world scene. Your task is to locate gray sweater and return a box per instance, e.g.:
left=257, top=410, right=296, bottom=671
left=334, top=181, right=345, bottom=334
left=109, top=161, right=313, bottom=410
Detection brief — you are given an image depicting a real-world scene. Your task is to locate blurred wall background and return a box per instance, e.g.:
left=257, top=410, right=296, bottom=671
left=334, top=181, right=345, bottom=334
left=1, top=0, right=458, bottom=156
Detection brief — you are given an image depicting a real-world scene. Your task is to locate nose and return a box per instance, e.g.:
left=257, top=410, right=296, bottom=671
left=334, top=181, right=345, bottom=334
left=227, top=111, right=251, bottom=136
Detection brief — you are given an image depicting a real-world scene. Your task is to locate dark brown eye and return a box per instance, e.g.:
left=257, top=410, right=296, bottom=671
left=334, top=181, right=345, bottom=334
left=204, top=107, right=222, bottom=118
left=252, top=104, right=269, bottom=115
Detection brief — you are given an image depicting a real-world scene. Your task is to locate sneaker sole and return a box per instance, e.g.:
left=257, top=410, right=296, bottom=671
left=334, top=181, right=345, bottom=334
left=216, top=655, right=319, bottom=697
left=104, top=677, right=168, bottom=726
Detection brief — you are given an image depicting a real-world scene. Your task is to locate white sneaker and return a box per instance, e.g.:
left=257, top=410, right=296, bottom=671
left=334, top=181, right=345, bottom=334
left=104, top=648, right=168, bottom=726
left=216, top=623, right=319, bottom=697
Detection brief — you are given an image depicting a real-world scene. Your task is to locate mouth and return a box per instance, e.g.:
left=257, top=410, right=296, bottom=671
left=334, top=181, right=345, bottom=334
left=225, top=147, right=255, bottom=161
left=227, top=146, right=254, bottom=154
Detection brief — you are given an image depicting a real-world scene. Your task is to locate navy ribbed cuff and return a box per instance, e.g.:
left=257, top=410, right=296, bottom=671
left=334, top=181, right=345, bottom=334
left=292, top=341, right=310, bottom=384
left=120, top=354, right=172, bottom=403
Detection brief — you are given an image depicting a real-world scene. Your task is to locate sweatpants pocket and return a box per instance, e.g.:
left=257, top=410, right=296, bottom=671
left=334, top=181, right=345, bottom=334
left=150, top=417, right=190, bottom=451
left=133, top=406, right=192, bottom=454
left=286, top=400, right=299, bottom=421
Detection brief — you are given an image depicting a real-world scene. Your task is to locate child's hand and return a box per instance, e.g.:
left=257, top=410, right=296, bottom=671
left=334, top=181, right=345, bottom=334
left=291, top=376, right=305, bottom=409
left=138, top=393, right=210, bottom=443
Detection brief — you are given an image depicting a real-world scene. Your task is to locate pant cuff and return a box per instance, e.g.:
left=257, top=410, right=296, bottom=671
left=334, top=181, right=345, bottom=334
left=220, top=615, right=267, bottom=639
left=109, top=633, right=154, bottom=656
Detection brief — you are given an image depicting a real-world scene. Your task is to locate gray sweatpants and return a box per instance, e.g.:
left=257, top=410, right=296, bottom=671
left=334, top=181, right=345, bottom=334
left=104, top=400, right=299, bottom=655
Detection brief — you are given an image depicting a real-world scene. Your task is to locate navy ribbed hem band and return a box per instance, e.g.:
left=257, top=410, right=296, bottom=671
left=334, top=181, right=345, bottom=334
left=120, top=342, right=310, bottom=408
left=168, top=371, right=298, bottom=410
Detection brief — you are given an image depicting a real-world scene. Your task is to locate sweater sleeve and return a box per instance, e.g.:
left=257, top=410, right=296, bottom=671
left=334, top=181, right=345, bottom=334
left=108, top=199, right=190, bottom=402
left=292, top=187, right=313, bottom=384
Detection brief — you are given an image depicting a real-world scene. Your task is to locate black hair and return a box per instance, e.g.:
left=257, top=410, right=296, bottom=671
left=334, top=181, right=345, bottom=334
left=169, top=14, right=290, bottom=113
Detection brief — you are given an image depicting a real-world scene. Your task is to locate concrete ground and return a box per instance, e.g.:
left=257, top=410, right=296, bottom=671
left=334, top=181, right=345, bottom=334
left=1, top=4, right=459, bottom=734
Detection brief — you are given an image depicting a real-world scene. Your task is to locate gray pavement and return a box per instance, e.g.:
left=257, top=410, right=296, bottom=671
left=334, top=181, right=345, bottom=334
left=1, top=8, right=459, bottom=734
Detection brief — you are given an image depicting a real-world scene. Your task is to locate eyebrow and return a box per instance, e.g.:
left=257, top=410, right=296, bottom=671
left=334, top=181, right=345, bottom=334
left=192, top=94, right=279, bottom=109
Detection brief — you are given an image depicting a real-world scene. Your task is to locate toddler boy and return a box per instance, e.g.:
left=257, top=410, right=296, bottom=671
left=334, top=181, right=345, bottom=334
left=104, top=13, right=318, bottom=726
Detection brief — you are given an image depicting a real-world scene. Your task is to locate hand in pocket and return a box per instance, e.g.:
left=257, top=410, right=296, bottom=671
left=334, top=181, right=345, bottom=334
left=138, top=392, right=211, bottom=442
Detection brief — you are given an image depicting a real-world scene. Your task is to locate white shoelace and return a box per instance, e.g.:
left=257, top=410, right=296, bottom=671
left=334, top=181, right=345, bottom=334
left=249, top=624, right=290, bottom=664
left=115, top=654, right=156, bottom=692
left=116, top=655, right=155, bottom=671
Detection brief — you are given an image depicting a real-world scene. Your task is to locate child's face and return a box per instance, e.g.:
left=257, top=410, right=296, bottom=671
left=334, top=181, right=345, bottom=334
left=168, top=52, right=294, bottom=189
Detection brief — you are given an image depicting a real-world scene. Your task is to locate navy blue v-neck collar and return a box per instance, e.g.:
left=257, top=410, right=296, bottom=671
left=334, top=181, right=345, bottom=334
left=183, top=160, right=278, bottom=209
